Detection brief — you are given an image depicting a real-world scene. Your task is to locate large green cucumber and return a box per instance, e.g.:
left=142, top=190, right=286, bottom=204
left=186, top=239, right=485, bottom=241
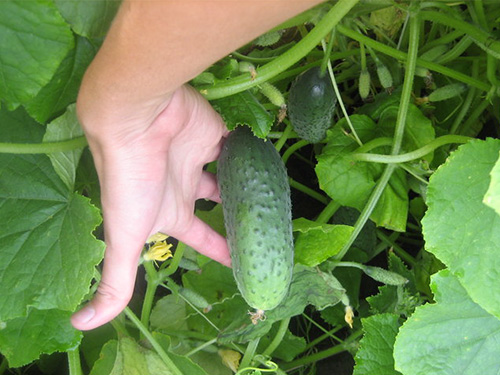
left=287, top=66, right=337, bottom=143
left=217, top=126, right=293, bottom=317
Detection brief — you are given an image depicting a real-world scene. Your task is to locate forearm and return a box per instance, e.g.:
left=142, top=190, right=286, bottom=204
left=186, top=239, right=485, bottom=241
left=77, top=0, right=325, bottom=132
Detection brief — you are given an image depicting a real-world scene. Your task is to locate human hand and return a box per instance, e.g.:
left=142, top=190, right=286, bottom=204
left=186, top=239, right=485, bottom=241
left=71, top=85, right=230, bottom=330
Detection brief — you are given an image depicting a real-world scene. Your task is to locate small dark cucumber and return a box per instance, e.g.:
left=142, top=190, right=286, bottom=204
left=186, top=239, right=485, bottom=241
left=217, top=126, right=293, bottom=322
left=288, top=66, right=337, bottom=143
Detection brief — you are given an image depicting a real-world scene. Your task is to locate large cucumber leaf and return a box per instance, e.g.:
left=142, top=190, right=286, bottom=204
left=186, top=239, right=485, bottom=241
left=25, top=36, right=97, bottom=124
left=43, top=104, right=86, bottom=190
left=353, top=313, right=402, bottom=375
left=422, top=138, right=500, bottom=318
left=0, top=309, right=82, bottom=368
left=55, top=0, right=120, bottom=39
left=0, top=0, right=74, bottom=108
left=394, top=270, right=500, bottom=375
left=0, top=107, right=104, bottom=321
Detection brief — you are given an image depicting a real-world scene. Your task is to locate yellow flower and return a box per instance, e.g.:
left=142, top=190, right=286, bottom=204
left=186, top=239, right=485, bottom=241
left=144, top=233, right=173, bottom=262
left=344, top=305, right=354, bottom=329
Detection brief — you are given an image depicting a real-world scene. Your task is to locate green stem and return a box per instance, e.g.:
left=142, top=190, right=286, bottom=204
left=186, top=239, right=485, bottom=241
left=275, top=122, right=293, bottom=153
left=282, top=139, right=309, bottom=165
left=110, top=315, right=130, bottom=337
left=185, top=337, right=218, bottom=357
left=353, top=135, right=472, bottom=163
left=67, top=347, right=83, bottom=375
left=280, top=329, right=363, bottom=371
left=262, top=317, right=291, bottom=357
left=315, top=199, right=341, bottom=224
left=200, top=0, right=360, bottom=100
left=487, top=53, right=500, bottom=88
left=334, top=260, right=365, bottom=270
left=435, top=35, right=473, bottom=65
left=239, top=337, right=260, bottom=370
left=450, top=60, right=479, bottom=135
left=289, top=178, right=329, bottom=205
left=392, top=10, right=420, bottom=156
left=336, top=24, right=490, bottom=92
left=320, top=28, right=336, bottom=76
left=302, top=325, right=342, bottom=352
left=124, top=307, right=184, bottom=375
left=335, top=6, right=421, bottom=261
left=419, top=10, right=500, bottom=58
left=376, top=230, right=417, bottom=267
left=0, top=357, right=6, bottom=375
left=140, top=261, right=160, bottom=333
left=456, top=97, right=491, bottom=136
left=0, top=136, right=87, bottom=154
left=355, top=137, right=393, bottom=153
left=159, top=241, right=186, bottom=278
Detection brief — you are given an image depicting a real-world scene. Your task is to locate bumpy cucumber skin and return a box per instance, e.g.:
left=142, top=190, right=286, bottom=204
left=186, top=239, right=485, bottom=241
left=217, top=126, right=293, bottom=311
left=287, top=66, right=337, bottom=143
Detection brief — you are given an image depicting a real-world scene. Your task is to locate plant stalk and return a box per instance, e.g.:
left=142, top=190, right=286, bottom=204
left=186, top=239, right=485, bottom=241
left=335, top=5, right=421, bottom=260
left=124, top=307, right=184, bottom=375
left=200, top=0, right=360, bottom=100
left=0, top=136, right=87, bottom=154
left=67, top=347, right=83, bottom=375
left=353, top=135, right=471, bottom=164
left=262, top=317, right=291, bottom=357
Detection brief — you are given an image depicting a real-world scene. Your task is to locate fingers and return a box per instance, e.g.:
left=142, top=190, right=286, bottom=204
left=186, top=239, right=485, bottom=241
left=197, top=170, right=221, bottom=203
left=173, top=215, right=231, bottom=267
left=71, top=245, right=141, bottom=331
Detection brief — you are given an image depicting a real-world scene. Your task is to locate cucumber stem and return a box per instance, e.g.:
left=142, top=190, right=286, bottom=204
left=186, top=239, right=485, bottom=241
left=0, top=136, right=87, bottom=154
left=353, top=135, right=472, bottom=164
left=335, top=5, right=421, bottom=261
left=336, top=24, right=490, bottom=92
left=239, top=337, right=261, bottom=370
left=67, top=347, right=83, bottom=375
left=124, top=307, right=184, bottom=375
left=261, top=317, right=291, bottom=357
left=200, top=0, right=361, bottom=100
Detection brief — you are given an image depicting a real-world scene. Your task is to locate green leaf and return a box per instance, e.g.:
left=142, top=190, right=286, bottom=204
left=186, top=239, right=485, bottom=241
left=316, top=115, right=378, bottom=209
left=219, top=265, right=346, bottom=343
left=483, top=150, right=500, bottom=216
left=422, top=138, right=500, bottom=318
left=293, top=217, right=353, bottom=266
left=43, top=104, right=85, bottom=190
left=196, top=204, right=226, bottom=237
left=25, top=36, right=97, bottom=123
left=378, top=104, right=435, bottom=162
left=152, top=333, right=209, bottom=375
left=211, top=90, right=274, bottom=138
left=0, top=0, right=74, bottom=108
left=55, top=0, right=120, bottom=39
left=89, top=340, right=119, bottom=375
left=0, top=309, right=82, bottom=368
left=150, top=295, right=188, bottom=332
left=394, top=270, right=500, bottom=375
left=315, top=115, right=408, bottom=231
left=182, top=261, right=248, bottom=335
left=0, top=108, right=104, bottom=320
left=258, top=327, right=306, bottom=362
left=353, top=313, right=402, bottom=375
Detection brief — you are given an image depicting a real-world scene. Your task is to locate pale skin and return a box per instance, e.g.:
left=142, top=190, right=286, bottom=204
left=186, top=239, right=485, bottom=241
left=72, top=0, right=325, bottom=331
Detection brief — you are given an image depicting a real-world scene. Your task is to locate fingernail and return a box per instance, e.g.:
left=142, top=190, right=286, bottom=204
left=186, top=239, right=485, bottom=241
left=73, top=305, right=95, bottom=324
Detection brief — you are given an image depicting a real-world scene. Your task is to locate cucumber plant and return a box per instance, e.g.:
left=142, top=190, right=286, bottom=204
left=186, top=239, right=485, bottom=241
left=3, top=1, right=500, bottom=374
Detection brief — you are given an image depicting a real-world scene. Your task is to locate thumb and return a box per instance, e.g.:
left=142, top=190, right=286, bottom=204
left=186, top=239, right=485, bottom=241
left=71, top=245, right=140, bottom=330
